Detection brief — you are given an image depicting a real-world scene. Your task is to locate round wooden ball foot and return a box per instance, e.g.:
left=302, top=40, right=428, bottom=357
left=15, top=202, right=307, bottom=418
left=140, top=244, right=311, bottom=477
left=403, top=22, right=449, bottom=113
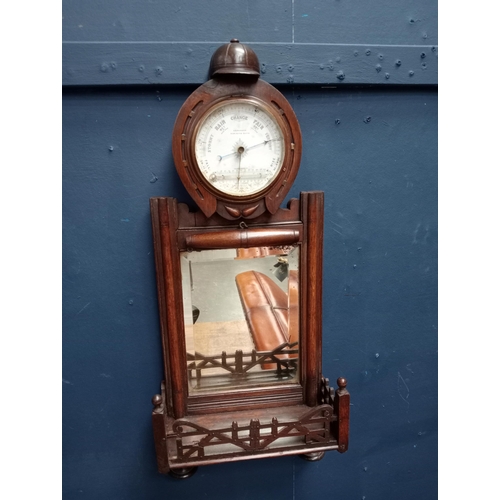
left=301, top=451, right=325, bottom=462
left=169, top=466, right=198, bottom=479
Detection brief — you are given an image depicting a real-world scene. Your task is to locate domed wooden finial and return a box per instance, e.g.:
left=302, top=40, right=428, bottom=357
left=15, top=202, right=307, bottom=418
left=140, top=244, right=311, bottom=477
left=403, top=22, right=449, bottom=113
left=337, top=377, right=347, bottom=390
left=209, top=39, right=260, bottom=77
left=152, top=394, right=162, bottom=408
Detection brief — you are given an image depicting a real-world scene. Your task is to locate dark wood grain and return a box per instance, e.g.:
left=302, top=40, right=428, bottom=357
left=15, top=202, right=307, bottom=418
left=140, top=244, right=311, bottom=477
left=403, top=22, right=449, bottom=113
left=158, top=198, right=188, bottom=419
left=185, top=227, right=300, bottom=249
left=303, top=192, right=324, bottom=407
left=177, top=197, right=301, bottom=229
left=149, top=199, right=174, bottom=416
left=335, top=377, right=350, bottom=453
left=151, top=387, right=170, bottom=474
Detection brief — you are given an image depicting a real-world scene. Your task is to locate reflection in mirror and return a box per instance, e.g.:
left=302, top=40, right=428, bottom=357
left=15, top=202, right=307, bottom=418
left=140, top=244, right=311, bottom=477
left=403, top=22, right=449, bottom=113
left=181, top=245, right=299, bottom=394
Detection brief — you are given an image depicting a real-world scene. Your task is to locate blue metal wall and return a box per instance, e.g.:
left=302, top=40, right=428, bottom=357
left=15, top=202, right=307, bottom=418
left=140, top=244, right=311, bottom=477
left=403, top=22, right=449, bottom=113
left=63, top=2, right=437, bottom=499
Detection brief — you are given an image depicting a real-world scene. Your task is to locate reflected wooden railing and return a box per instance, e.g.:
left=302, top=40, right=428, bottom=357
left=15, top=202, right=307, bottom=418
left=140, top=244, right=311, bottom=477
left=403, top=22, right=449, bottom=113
left=187, top=342, right=299, bottom=380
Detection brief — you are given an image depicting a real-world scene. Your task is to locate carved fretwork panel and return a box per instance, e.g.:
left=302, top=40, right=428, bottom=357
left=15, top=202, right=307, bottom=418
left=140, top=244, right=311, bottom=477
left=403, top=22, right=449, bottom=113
left=170, top=404, right=336, bottom=464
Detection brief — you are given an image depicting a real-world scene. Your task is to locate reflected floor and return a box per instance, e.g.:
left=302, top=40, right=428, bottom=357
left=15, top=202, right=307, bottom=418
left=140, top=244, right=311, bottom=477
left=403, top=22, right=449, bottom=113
left=187, top=368, right=297, bottom=393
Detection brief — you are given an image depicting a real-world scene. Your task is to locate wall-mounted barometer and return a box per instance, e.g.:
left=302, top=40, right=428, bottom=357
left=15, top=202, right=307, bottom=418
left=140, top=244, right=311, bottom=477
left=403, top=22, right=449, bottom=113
left=150, top=39, right=350, bottom=479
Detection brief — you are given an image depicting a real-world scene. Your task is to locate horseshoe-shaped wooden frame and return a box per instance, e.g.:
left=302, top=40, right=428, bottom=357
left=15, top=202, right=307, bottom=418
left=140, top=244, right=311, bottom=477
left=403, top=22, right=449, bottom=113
left=172, top=77, right=302, bottom=220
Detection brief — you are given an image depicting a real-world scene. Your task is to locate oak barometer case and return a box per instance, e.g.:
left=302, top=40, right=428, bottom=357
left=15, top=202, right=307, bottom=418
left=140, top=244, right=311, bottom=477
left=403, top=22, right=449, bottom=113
left=150, top=39, right=350, bottom=478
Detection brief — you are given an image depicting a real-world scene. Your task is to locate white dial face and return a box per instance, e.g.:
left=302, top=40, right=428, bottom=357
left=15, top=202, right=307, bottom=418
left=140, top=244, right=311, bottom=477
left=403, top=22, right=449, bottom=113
left=194, top=99, right=285, bottom=197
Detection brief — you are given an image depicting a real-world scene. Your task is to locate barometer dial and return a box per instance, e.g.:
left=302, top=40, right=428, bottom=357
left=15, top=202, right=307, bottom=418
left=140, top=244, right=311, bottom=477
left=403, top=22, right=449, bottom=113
left=194, top=99, right=285, bottom=197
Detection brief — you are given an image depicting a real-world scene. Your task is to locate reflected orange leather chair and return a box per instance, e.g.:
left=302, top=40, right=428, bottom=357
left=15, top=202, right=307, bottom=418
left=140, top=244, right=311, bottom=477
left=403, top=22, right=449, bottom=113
left=235, top=270, right=298, bottom=369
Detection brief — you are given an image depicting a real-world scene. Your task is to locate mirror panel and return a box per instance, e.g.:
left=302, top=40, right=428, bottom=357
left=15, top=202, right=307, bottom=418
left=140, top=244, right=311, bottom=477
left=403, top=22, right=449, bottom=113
left=181, top=245, right=300, bottom=394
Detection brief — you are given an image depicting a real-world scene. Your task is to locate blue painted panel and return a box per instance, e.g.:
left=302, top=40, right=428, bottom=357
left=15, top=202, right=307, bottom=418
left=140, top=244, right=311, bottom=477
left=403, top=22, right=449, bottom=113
left=62, top=0, right=438, bottom=86
left=62, top=0, right=292, bottom=42
left=63, top=85, right=437, bottom=499
left=295, top=0, right=438, bottom=45
left=63, top=42, right=437, bottom=86
left=62, top=0, right=437, bottom=46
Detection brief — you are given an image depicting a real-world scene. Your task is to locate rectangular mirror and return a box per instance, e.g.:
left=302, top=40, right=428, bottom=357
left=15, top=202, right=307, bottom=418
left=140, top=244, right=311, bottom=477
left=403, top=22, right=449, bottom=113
left=180, top=245, right=300, bottom=394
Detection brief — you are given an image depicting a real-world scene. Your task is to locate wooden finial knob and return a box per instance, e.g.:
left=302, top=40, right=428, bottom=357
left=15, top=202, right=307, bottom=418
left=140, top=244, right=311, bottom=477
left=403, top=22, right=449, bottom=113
left=337, top=377, right=347, bottom=389
left=152, top=394, right=162, bottom=407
